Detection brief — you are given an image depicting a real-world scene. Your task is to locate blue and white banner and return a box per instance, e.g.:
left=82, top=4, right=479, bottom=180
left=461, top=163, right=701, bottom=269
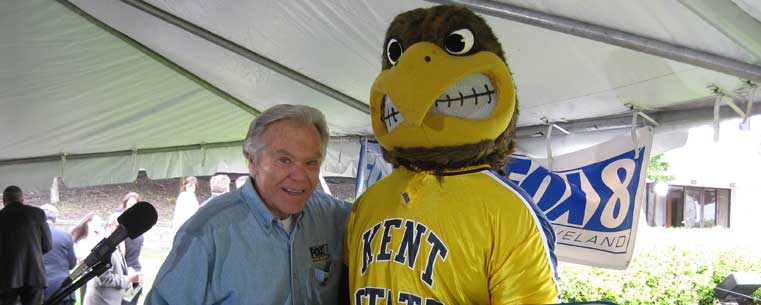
left=355, top=127, right=652, bottom=269
left=506, top=127, right=652, bottom=269
left=354, top=139, right=393, bottom=198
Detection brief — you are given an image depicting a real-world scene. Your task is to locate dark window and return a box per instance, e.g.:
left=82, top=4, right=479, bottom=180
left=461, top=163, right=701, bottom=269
left=644, top=184, right=730, bottom=228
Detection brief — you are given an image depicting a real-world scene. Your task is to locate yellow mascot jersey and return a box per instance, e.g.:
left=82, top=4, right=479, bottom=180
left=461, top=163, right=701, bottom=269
left=345, top=166, right=559, bottom=305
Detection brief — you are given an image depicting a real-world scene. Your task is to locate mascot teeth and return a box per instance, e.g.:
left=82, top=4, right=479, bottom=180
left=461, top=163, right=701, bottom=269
left=382, top=95, right=404, bottom=132
left=428, top=73, right=496, bottom=119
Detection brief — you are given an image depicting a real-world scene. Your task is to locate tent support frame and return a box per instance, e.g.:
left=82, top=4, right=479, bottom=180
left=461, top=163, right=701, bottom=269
left=57, top=0, right=259, bottom=116
left=120, top=0, right=370, bottom=114
left=428, top=0, right=761, bottom=83
left=516, top=99, right=761, bottom=139
left=0, top=141, right=243, bottom=167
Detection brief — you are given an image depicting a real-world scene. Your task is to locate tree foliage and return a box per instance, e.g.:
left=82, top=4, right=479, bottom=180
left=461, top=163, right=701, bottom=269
left=647, top=153, right=675, bottom=182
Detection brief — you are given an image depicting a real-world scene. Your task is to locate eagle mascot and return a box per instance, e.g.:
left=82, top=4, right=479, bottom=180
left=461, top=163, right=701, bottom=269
left=344, top=5, right=559, bottom=305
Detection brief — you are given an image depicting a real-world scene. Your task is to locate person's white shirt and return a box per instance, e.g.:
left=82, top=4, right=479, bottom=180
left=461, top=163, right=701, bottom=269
left=74, top=217, right=103, bottom=262
left=171, top=189, right=199, bottom=235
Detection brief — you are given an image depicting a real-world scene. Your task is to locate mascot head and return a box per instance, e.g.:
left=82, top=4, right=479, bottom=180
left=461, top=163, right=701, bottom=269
left=370, top=5, right=518, bottom=173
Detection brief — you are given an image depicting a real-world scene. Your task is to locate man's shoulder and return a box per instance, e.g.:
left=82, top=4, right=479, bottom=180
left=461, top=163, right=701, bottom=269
left=51, top=226, right=74, bottom=243
left=50, top=224, right=69, bottom=235
left=307, top=192, right=350, bottom=212
left=11, top=204, right=46, bottom=219
left=3, top=203, right=43, bottom=212
left=181, top=191, right=249, bottom=233
left=25, top=204, right=46, bottom=216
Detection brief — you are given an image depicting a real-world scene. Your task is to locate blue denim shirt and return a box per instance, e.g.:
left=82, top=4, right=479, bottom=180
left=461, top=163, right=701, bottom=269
left=145, top=178, right=350, bottom=305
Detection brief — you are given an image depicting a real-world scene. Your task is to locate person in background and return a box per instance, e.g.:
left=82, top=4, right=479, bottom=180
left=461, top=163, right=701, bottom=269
left=146, top=104, right=350, bottom=305
left=40, top=204, right=77, bottom=305
left=234, top=176, right=248, bottom=189
left=71, top=212, right=104, bottom=263
left=171, top=176, right=199, bottom=235
left=199, top=174, right=230, bottom=207
left=119, top=192, right=145, bottom=305
left=70, top=211, right=104, bottom=303
left=0, top=185, right=52, bottom=305
left=83, top=213, right=141, bottom=305
left=117, top=192, right=140, bottom=213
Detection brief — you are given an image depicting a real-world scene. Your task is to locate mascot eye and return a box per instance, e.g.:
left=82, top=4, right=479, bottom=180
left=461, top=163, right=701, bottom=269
left=386, top=38, right=403, bottom=65
left=444, top=28, right=475, bottom=55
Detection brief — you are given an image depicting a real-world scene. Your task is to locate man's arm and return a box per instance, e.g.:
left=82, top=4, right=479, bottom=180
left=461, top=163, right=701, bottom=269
left=39, top=209, right=52, bottom=253
left=338, top=264, right=349, bottom=305
left=65, top=235, right=77, bottom=270
left=144, top=232, right=214, bottom=305
left=339, top=198, right=355, bottom=305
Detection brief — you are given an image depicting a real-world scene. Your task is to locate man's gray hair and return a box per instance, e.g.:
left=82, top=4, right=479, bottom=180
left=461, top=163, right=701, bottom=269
left=40, top=204, right=58, bottom=222
left=209, top=174, right=231, bottom=194
left=242, top=104, right=329, bottom=162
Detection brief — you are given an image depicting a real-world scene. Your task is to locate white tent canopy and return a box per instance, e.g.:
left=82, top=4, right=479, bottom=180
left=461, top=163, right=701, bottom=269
left=2, top=0, right=760, bottom=191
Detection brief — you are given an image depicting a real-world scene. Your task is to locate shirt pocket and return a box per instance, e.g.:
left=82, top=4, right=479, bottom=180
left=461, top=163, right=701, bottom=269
left=311, top=259, right=333, bottom=286
left=306, top=259, right=339, bottom=304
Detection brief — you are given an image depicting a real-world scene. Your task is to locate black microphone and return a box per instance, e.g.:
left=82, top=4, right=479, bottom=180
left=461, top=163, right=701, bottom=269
left=70, top=201, right=158, bottom=280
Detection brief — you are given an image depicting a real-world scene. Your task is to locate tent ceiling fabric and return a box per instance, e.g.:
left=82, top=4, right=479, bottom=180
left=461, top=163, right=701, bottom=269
left=134, top=0, right=759, bottom=127
left=0, top=0, right=254, bottom=160
left=70, top=0, right=372, bottom=136
left=0, top=0, right=255, bottom=189
left=733, top=0, right=761, bottom=31
left=3, top=0, right=761, bottom=190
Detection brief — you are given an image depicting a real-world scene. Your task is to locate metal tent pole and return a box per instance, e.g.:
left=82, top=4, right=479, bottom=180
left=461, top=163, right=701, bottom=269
left=57, top=0, right=259, bottom=116
left=513, top=100, right=761, bottom=138
left=120, top=0, right=370, bottom=114
left=427, top=0, right=761, bottom=83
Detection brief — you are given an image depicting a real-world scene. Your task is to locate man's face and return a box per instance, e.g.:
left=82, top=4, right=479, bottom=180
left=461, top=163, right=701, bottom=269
left=247, top=120, right=322, bottom=219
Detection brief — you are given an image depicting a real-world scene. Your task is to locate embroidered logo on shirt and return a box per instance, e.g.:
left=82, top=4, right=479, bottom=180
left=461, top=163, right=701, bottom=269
left=310, top=244, right=329, bottom=262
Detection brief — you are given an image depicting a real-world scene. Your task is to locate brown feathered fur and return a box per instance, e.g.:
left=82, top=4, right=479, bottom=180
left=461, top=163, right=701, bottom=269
left=380, top=5, right=518, bottom=174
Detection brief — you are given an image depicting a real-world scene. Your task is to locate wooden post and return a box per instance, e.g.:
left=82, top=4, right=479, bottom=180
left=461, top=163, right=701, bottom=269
left=50, top=177, right=60, bottom=204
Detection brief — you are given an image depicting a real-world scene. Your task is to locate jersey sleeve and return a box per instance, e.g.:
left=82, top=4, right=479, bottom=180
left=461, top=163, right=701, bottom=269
left=488, top=193, right=559, bottom=305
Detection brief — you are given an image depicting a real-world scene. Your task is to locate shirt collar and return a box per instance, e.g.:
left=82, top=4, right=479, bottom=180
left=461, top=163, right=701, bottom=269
left=241, top=176, right=305, bottom=232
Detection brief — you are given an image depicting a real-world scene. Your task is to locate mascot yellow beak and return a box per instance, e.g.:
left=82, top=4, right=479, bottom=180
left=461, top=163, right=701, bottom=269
left=370, top=42, right=517, bottom=150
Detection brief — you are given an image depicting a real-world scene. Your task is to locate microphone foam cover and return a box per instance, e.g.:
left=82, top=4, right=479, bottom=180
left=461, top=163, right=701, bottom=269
left=118, top=201, right=158, bottom=239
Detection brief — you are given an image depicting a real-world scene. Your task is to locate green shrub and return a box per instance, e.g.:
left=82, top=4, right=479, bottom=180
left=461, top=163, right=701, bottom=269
left=558, top=228, right=761, bottom=305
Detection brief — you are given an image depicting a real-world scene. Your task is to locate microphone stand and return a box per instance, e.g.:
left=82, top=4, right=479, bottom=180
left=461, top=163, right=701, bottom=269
left=43, top=259, right=111, bottom=305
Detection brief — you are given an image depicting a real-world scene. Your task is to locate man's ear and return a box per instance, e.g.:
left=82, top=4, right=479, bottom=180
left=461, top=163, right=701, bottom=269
left=246, top=153, right=258, bottom=176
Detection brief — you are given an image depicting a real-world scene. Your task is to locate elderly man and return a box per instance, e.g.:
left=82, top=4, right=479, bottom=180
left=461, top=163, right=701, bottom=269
left=0, top=185, right=52, bottom=305
left=234, top=175, right=248, bottom=189
left=146, top=104, right=350, bottom=305
left=199, top=174, right=231, bottom=207
left=40, top=204, right=77, bottom=305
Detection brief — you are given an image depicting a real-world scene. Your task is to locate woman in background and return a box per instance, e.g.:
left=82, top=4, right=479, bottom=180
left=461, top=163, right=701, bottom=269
left=119, top=192, right=144, bottom=305
left=171, top=176, right=199, bottom=235
left=70, top=212, right=103, bottom=303
left=70, top=212, right=103, bottom=264
left=83, top=213, right=141, bottom=305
